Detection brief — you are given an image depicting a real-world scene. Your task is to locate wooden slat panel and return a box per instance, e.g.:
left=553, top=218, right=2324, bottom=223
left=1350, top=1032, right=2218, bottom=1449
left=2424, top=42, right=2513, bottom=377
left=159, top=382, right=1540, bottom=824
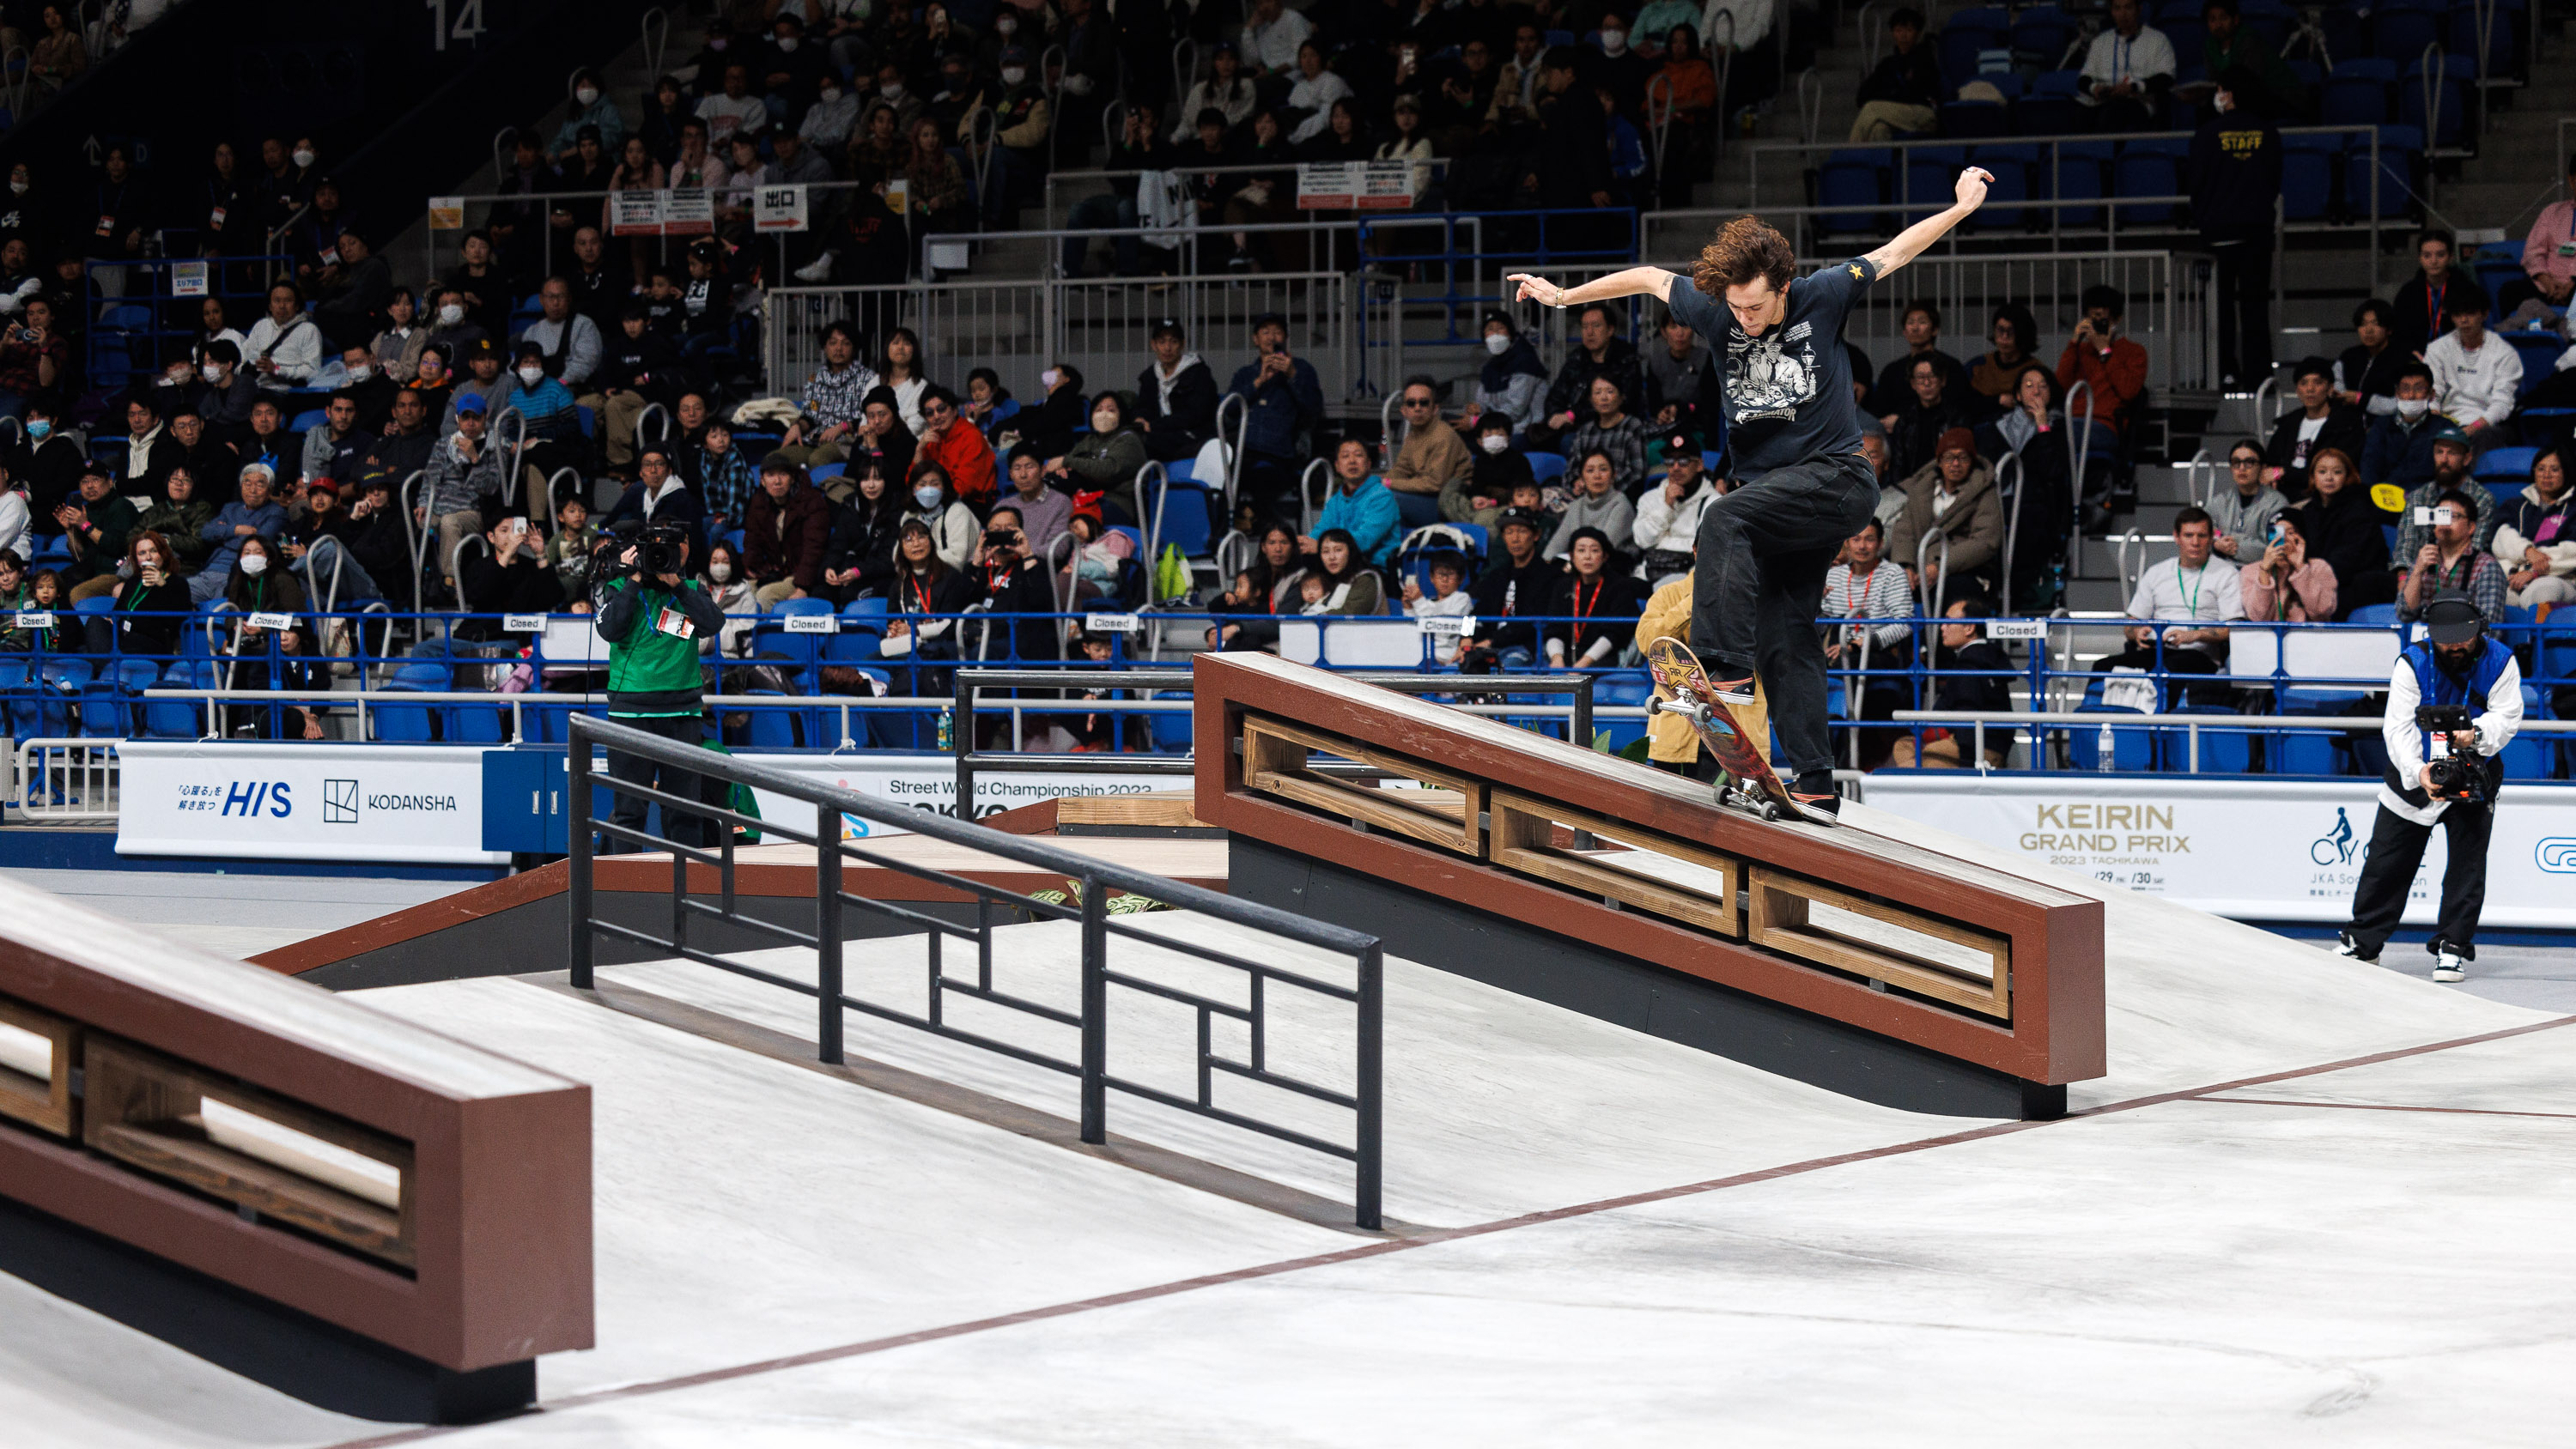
left=1488, top=790, right=1740, bottom=937
left=1747, top=868, right=2011, bottom=1020
left=0, top=996, right=78, bottom=1137
left=1242, top=714, right=1484, bottom=857
left=82, top=1037, right=417, bottom=1270
left=1056, top=792, right=1211, bottom=828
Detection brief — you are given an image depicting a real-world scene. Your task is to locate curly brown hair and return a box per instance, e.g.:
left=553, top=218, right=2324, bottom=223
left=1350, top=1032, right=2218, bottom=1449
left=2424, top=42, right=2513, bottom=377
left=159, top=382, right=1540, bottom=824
left=1691, top=215, right=1796, bottom=299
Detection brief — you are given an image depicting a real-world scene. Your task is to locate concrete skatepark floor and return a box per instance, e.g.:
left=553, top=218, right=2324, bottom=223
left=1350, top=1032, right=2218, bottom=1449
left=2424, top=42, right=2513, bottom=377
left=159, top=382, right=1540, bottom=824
left=1, top=809, right=2569, bottom=1446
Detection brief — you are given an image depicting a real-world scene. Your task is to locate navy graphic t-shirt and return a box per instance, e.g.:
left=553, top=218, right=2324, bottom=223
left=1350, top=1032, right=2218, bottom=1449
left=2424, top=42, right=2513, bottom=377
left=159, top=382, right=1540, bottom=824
left=1666, top=255, right=1877, bottom=477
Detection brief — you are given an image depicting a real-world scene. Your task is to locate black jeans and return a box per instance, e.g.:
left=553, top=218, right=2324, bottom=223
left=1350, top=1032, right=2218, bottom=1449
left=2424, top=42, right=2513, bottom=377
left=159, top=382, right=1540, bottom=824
left=1689, top=450, right=1878, bottom=780
left=2346, top=798, right=2492, bottom=959
left=605, top=710, right=716, bottom=853
left=2206, top=225, right=2275, bottom=385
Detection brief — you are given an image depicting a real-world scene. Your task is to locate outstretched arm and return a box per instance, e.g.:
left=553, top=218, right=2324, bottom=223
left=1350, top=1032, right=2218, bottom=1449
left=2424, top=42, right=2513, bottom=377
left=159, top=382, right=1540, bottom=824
left=1505, top=265, right=1676, bottom=312
left=1863, top=167, right=1993, bottom=282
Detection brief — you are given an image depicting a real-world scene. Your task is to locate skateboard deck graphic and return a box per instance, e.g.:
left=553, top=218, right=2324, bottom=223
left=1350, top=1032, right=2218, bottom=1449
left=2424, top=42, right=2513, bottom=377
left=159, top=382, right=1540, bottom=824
left=1642, top=637, right=1804, bottom=823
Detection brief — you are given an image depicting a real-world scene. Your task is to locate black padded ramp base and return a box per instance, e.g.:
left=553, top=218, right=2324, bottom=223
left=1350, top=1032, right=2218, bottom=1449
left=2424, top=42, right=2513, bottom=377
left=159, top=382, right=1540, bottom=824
left=1231, top=837, right=2066, bottom=1121
left=0, top=1192, right=536, bottom=1424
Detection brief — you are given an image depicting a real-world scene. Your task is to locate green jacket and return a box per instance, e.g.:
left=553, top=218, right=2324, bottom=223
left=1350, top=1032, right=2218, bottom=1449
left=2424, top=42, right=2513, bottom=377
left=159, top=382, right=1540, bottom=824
left=595, top=573, right=724, bottom=715
left=134, top=498, right=217, bottom=570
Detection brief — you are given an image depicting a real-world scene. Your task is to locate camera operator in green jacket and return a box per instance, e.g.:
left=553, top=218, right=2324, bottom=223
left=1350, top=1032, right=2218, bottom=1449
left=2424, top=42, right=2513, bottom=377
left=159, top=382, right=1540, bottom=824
left=594, top=524, right=726, bottom=852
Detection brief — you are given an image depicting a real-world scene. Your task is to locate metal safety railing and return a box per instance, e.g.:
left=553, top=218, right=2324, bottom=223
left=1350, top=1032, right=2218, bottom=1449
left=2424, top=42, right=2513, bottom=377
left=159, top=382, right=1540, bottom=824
left=763, top=270, right=1357, bottom=408
left=9, top=737, right=119, bottom=822
left=565, top=712, right=1388, bottom=1228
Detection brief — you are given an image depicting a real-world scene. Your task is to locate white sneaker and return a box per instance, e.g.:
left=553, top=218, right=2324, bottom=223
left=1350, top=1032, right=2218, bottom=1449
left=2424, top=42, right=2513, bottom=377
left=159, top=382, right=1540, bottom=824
left=2432, top=949, right=2468, bottom=984
left=2331, top=931, right=2376, bottom=964
left=793, top=253, right=835, bottom=282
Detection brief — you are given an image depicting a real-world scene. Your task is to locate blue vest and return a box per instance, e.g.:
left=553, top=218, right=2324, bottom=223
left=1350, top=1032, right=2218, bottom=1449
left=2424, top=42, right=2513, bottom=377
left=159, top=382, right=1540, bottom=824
left=2389, top=636, right=2513, bottom=801
left=2403, top=635, right=2512, bottom=713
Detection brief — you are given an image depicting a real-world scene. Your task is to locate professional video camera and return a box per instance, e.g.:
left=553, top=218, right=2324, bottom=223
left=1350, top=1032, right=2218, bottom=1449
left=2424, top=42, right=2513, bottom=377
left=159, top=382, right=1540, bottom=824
left=599, top=519, right=696, bottom=580
left=2416, top=702, right=2487, bottom=802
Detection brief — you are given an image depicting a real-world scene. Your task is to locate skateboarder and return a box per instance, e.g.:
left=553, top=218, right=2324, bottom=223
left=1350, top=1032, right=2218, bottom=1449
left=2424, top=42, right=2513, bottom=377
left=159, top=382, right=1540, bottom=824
left=1510, top=169, right=1992, bottom=822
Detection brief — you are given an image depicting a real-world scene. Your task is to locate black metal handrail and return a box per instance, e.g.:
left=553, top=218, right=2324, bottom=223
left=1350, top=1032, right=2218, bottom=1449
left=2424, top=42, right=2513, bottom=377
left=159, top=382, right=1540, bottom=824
left=565, top=713, right=1386, bottom=1228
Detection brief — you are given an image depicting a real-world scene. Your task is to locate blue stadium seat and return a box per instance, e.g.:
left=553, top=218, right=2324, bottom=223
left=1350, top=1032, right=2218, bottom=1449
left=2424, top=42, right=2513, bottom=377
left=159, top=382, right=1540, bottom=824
left=1594, top=673, right=1653, bottom=752
left=288, top=409, right=329, bottom=435
left=2447, top=0, right=2521, bottom=76
left=2344, top=125, right=2421, bottom=219
left=2159, top=706, right=2256, bottom=773
left=2474, top=446, right=2538, bottom=485
left=2322, top=59, right=2397, bottom=126
left=143, top=662, right=217, bottom=739
left=2043, top=141, right=2111, bottom=227
left=2501, top=335, right=2563, bottom=397
left=2371, top=2, right=2444, bottom=63
left=2061, top=706, right=2155, bottom=771
left=1971, top=144, right=2037, bottom=228
left=2111, top=141, right=2184, bottom=226
left=1900, top=145, right=1968, bottom=224
left=373, top=663, right=447, bottom=742
left=1817, top=149, right=1888, bottom=237
left=2400, top=53, right=2470, bottom=148
left=1150, top=473, right=1217, bottom=559
left=2282, top=134, right=2341, bottom=221
left=1528, top=452, right=1568, bottom=483
left=2011, top=12, right=2079, bottom=69
left=810, top=461, right=846, bottom=484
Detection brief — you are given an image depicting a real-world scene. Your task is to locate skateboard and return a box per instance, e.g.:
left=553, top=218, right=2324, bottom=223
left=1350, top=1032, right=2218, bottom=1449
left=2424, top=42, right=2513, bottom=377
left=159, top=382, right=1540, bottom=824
left=1642, top=637, right=1805, bottom=824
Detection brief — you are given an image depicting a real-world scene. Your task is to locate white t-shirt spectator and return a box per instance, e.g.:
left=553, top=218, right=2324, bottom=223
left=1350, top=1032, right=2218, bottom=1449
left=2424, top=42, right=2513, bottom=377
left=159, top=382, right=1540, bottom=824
left=1287, top=68, right=1354, bottom=143
left=0, top=485, right=27, bottom=562
left=240, top=312, right=323, bottom=391
left=2126, top=555, right=2245, bottom=657
left=1824, top=557, right=1914, bottom=653
left=2078, top=25, right=2177, bottom=103
left=1242, top=9, right=1311, bottom=72
left=2424, top=329, right=2524, bottom=431
left=696, top=91, right=769, bottom=143
left=1407, top=583, right=1474, bottom=663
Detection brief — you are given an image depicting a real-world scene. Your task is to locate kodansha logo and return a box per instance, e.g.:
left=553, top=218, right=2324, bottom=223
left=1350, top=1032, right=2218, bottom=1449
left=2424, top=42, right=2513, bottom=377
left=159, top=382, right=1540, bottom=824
left=2537, top=839, right=2576, bottom=874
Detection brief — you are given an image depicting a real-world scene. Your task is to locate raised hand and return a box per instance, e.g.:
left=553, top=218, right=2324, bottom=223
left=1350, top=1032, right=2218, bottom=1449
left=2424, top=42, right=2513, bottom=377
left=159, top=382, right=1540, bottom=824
left=1507, top=273, right=1565, bottom=307
left=1954, top=167, right=1995, bottom=209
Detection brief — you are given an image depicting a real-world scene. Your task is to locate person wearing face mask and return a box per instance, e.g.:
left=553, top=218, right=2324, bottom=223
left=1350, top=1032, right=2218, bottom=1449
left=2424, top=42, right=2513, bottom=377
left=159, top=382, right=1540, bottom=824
left=1588, top=11, right=1655, bottom=124
left=762, top=15, right=830, bottom=121
left=553, top=68, right=628, bottom=164
left=330, top=345, right=397, bottom=432
left=2360, top=362, right=2445, bottom=491
left=1460, top=310, right=1548, bottom=438
left=902, top=467, right=980, bottom=573
left=912, top=385, right=999, bottom=509
left=192, top=464, right=288, bottom=603
left=1443, top=413, right=1534, bottom=526
left=964, top=46, right=1053, bottom=227
left=1043, top=391, right=1145, bottom=523
left=10, top=397, right=82, bottom=519
left=799, top=70, right=861, bottom=154
left=188, top=338, right=260, bottom=442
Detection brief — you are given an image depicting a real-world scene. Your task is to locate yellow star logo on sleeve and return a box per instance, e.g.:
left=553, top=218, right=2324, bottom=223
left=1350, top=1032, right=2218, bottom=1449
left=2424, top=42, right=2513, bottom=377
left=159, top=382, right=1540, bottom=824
left=1847, top=264, right=1863, bottom=279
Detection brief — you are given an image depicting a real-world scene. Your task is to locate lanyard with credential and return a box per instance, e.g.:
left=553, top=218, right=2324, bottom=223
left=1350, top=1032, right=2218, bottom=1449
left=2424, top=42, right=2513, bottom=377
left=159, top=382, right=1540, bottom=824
left=2177, top=564, right=2203, bottom=621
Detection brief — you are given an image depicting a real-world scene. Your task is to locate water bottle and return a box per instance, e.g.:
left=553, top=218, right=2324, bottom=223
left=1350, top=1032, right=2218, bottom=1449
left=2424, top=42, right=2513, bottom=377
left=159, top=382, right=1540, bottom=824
left=936, top=706, right=954, bottom=752
left=2095, top=722, right=2115, bottom=773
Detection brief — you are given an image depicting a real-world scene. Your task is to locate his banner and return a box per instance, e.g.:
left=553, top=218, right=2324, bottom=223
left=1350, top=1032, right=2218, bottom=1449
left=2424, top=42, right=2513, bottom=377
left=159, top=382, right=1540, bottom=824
left=117, top=743, right=507, bottom=865
left=1864, top=774, right=2576, bottom=928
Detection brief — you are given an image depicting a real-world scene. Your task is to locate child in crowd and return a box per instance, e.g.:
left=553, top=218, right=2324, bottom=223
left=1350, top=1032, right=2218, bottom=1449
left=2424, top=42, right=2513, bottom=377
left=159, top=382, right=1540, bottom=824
left=544, top=495, right=600, bottom=601
left=1297, top=573, right=1332, bottom=613
left=694, top=417, right=756, bottom=530
left=1066, top=628, right=1127, bottom=752
left=1400, top=549, right=1474, bottom=664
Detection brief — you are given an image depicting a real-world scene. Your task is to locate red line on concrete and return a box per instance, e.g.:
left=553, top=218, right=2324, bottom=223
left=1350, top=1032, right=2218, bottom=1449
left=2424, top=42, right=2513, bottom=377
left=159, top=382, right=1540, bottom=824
left=318, top=1012, right=2576, bottom=1448
left=2189, top=1095, right=2576, bottom=1122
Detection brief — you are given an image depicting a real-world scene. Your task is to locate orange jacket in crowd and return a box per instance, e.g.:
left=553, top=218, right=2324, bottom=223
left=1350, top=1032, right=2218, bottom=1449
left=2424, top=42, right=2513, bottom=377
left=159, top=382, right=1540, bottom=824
left=912, top=415, right=997, bottom=506
left=2057, top=334, right=2148, bottom=433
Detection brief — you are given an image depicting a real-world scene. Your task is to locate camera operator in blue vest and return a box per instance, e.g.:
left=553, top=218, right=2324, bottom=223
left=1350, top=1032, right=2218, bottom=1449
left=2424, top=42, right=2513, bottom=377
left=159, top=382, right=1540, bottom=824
left=2335, top=592, right=2521, bottom=983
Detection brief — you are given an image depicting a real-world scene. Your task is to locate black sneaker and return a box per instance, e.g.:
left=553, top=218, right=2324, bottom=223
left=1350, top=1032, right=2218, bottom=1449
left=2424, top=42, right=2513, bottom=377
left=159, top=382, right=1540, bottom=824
left=1788, top=771, right=1841, bottom=826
